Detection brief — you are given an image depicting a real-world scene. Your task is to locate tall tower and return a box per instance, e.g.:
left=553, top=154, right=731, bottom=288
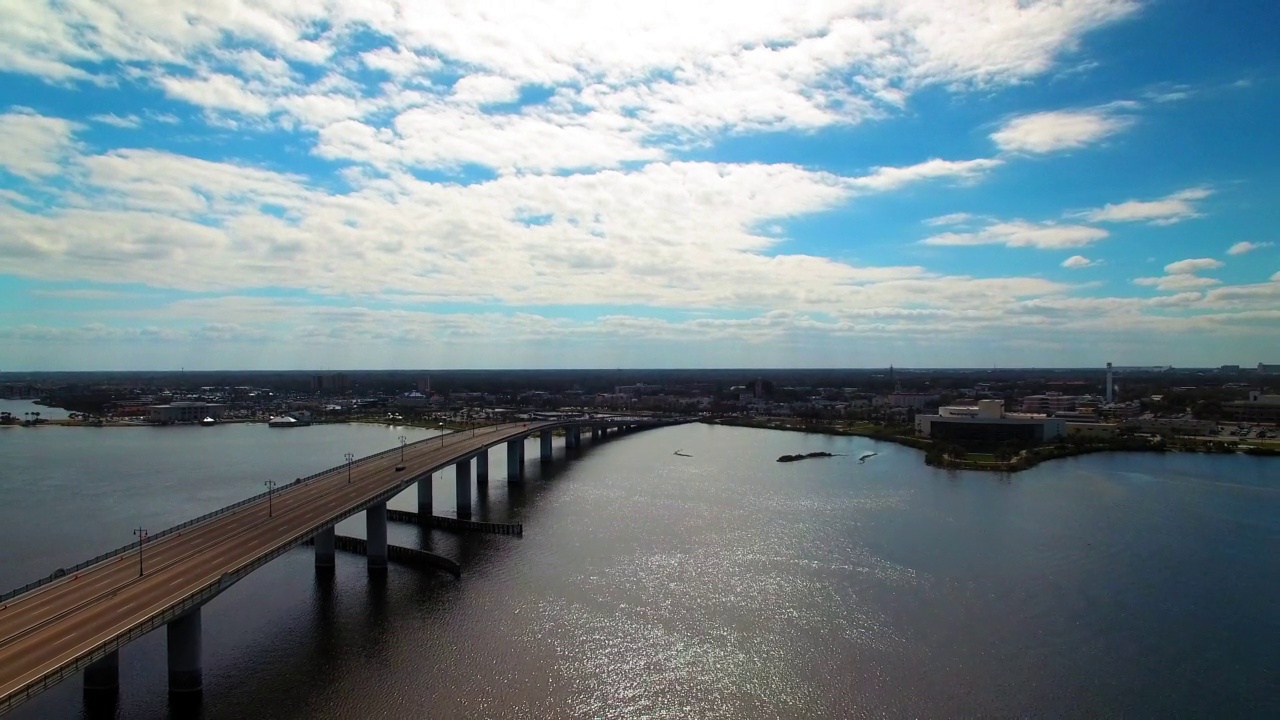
left=1105, top=362, right=1114, bottom=404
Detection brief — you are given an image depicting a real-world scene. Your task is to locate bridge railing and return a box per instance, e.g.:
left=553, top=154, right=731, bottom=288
left=0, top=418, right=681, bottom=604
left=0, top=431, right=456, bottom=604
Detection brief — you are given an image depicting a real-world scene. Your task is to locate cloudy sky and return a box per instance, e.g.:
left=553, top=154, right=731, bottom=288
left=2, top=1, right=1278, bottom=370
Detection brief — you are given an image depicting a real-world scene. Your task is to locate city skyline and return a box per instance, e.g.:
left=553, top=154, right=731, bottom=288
left=2, top=1, right=1279, bottom=370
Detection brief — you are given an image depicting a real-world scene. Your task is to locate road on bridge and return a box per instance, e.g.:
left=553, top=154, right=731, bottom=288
left=0, top=420, right=562, bottom=711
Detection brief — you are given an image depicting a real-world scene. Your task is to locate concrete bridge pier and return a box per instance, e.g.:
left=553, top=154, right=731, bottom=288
left=83, top=650, right=119, bottom=697
left=568, top=425, right=581, bottom=449
left=314, top=525, right=336, bottom=570
left=417, top=474, right=432, bottom=516
left=167, top=608, right=202, bottom=695
left=366, top=503, right=388, bottom=571
left=591, top=426, right=600, bottom=441
left=455, top=458, right=472, bottom=518
left=476, top=450, right=489, bottom=483
left=507, top=439, right=524, bottom=482
left=539, top=430, right=553, bottom=463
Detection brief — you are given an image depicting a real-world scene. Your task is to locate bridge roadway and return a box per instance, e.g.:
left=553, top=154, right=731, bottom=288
left=0, top=418, right=669, bottom=714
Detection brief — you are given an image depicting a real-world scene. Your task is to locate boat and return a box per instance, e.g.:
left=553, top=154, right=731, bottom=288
left=199, top=417, right=217, bottom=426
left=267, top=415, right=302, bottom=428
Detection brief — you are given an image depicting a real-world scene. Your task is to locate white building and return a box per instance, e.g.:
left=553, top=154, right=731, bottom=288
left=916, top=400, right=1066, bottom=446
left=149, top=402, right=226, bottom=423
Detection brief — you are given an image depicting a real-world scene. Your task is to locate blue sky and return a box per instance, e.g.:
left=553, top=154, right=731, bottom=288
left=1, top=0, right=1278, bottom=370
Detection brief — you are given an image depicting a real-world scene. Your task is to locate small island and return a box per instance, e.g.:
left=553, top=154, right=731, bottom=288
left=777, top=451, right=837, bottom=463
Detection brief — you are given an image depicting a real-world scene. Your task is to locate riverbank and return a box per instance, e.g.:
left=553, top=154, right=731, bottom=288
left=706, top=417, right=930, bottom=449
left=704, top=417, right=1278, bottom=473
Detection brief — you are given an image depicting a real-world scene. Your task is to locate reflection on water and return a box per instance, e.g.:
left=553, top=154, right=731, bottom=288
left=1, top=423, right=1277, bottom=718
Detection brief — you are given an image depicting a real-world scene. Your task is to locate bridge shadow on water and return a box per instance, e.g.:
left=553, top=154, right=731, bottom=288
left=416, top=444, right=585, bottom=572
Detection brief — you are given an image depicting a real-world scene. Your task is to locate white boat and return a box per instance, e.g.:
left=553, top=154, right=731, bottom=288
left=199, top=417, right=217, bottom=426
left=267, top=415, right=300, bottom=428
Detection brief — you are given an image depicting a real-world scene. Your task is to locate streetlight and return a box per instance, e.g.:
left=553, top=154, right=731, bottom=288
left=439, top=421, right=445, bottom=446
left=344, top=452, right=355, bottom=483
left=399, top=435, right=408, bottom=462
left=264, top=479, right=277, bottom=517
left=133, top=527, right=148, bottom=577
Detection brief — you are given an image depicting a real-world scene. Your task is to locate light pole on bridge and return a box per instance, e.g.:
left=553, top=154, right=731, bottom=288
left=133, top=526, right=148, bottom=577
left=264, top=479, right=277, bottom=517
left=439, top=422, right=445, bottom=446
left=344, top=452, right=355, bottom=483
left=399, top=435, right=408, bottom=462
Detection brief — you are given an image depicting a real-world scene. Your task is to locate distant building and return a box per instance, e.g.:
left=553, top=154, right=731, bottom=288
left=1258, top=363, right=1280, bottom=375
left=1126, top=417, right=1216, bottom=437
left=915, top=400, right=1066, bottom=447
left=310, top=373, right=349, bottom=392
left=615, top=383, right=661, bottom=397
left=394, top=391, right=431, bottom=408
left=1, top=383, right=35, bottom=399
left=149, top=402, right=225, bottom=423
left=1222, top=391, right=1280, bottom=423
left=1019, top=393, right=1095, bottom=414
left=1066, top=422, right=1119, bottom=438
left=887, top=392, right=939, bottom=409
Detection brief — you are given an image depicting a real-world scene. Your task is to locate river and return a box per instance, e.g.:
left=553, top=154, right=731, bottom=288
left=0, top=419, right=1277, bottom=718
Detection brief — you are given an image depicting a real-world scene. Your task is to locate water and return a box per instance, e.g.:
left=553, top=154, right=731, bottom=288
left=0, top=399, right=72, bottom=420
left=0, top=422, right=1277, bottom=718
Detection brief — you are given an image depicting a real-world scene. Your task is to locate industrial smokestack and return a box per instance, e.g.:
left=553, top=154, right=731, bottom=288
left=1106, top=362, right=1114, bottom=404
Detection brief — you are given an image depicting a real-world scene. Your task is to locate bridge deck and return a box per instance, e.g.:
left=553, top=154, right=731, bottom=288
left=0, top=418, right=672, bottom=713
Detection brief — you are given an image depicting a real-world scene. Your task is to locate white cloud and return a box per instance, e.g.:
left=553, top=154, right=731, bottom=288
left=924, top=212, right=975, bottom=227
left=1079, top=187, right=1211, bottom=225
left=157, top=73, right=273, bottom=116
left=849, top=158, right=1002, bottom=192
left=990, top=106, right=1135, bottom=153
left=924, top=220, right=1108, bottom=249
left=1134, top=274, right=1221, bottom=291
left=0, top=110, right=81, bottom=177
left=1227, top=241, right=1272, bottom=255
left=360, top=46, right=442, bottom=79
left=1061, top=255, right=1097, bottom=269
left=1164, top=257, right=1223, bottom=274
left=88, top=113, right=142, bottom=128
left=451, top=75, right=521, bottom=105
left=0, top=0, right=1141, bottom=173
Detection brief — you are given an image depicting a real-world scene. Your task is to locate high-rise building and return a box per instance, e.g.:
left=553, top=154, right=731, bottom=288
left=310, top=373, right=349, bottom=392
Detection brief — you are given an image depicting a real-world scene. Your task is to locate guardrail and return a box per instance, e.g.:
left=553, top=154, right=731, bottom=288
left=0, top=417, right=683, bottom=604
left=0, top=433, right=445, bottom=605
left=0, top=416, right=689, bottom=715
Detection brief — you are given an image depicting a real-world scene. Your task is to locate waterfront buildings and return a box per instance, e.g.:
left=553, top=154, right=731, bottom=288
left=915, top=400, right=1066, bottom=447
left=148, top=401, right=226, bottom=423
left=1019, top=393, right=1100, bottom=414
left=887, top=392, right=939, bottom=409
left=1222, top=391, right=1280, bottom=423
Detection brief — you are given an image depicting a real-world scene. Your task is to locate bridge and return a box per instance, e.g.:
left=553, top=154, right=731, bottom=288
left=0, top=416, right=685, bottom=715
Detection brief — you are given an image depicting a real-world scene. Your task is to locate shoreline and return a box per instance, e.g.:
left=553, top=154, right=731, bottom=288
left=703, top=417, right=1279, bottom=473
